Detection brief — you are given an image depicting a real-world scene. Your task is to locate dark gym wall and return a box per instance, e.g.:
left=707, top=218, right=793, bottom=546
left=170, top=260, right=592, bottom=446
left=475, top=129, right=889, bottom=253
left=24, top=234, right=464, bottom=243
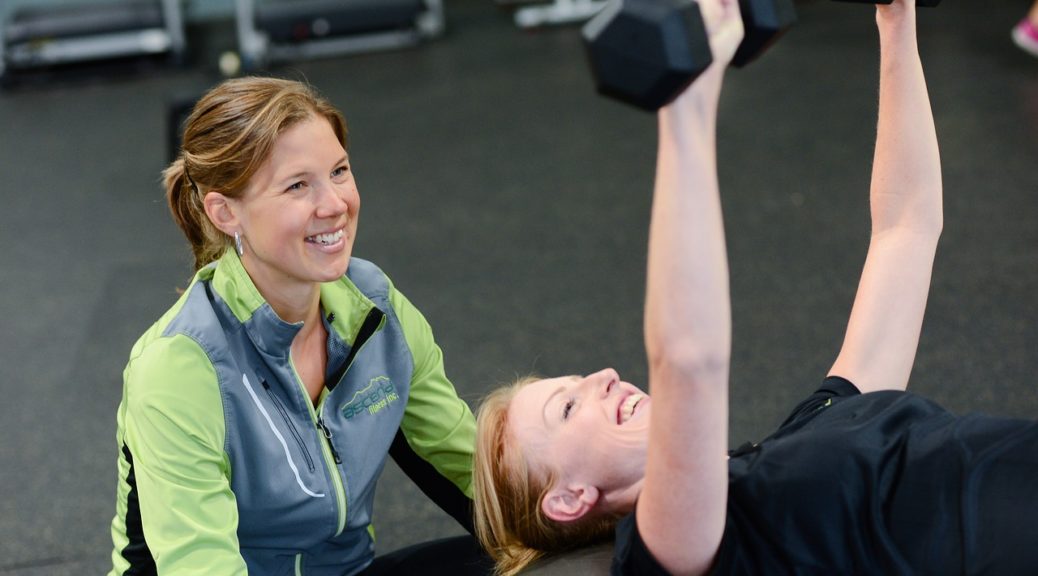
left=0, top=1, right=1035, bottom=574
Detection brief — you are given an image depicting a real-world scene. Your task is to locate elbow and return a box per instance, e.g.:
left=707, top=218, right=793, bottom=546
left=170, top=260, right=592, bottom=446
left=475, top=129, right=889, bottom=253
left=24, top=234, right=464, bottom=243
left=874, top=209, right=943, bottom=243
left=908, top=214, right=943, bottom=244
left=911, top=215, right=944, bottom=243
left=924, top=203, right=944, bottom=238
left=913, top=212, right=943, bottom=243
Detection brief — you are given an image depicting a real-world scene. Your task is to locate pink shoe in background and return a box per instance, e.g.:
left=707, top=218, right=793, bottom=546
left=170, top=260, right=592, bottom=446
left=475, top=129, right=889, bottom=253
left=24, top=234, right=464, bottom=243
left=1013, top=18, right=1038, bottom=58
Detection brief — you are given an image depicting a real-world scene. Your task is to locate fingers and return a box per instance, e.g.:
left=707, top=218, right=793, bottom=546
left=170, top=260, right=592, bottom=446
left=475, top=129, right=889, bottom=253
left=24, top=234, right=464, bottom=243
left=699, top=0, right=745, bottom=66
left=876, top=0, right=917, bottom=24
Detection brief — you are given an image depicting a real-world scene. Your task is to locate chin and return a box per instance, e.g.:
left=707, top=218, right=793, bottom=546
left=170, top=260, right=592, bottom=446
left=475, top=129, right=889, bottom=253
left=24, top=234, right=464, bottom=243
left=306, top=263, right=349, bottom=284
left=325, top=251, right=353, bottom=278
left=325, top=262, right=351, bottom=281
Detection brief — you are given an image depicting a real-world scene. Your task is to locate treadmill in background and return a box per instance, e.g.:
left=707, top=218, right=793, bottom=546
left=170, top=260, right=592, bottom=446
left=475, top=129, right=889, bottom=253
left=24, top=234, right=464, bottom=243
left=235, top=0, right=445, bottom=71
left=0, top=0, right=185, bottom=85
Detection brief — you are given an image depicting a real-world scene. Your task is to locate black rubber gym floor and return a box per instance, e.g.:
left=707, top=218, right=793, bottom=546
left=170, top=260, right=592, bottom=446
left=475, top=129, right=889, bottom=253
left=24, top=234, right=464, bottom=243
left=0, top=1, right=1035, bottom=573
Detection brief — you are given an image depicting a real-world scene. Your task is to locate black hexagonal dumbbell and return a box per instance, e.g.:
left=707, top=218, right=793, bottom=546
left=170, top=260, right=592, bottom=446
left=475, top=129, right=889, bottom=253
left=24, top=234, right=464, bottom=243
left=733, top=0, right=798, bottom=67
left=581, top=0, right=712, bottom=112
left=582, top=0, right=797, bottom=112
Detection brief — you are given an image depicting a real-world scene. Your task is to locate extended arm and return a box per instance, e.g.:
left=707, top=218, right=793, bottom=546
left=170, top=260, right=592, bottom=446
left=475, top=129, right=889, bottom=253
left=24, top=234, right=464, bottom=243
left=828, top=1, right=943, bottom=393
left=390, top=285, right=477, bottom=533
left=636, top=2, right=743, bottom=574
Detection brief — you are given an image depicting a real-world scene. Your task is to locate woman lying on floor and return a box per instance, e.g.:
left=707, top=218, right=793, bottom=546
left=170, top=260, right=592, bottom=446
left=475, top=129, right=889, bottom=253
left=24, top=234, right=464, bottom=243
left=472, top=0, right=1038, bottom=574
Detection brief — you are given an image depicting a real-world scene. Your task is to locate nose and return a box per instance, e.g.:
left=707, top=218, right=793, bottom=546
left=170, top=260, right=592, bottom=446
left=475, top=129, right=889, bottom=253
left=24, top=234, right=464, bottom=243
left=583, top=368, right=620, bottom=398
left=315, top=181, right=351, bottom=218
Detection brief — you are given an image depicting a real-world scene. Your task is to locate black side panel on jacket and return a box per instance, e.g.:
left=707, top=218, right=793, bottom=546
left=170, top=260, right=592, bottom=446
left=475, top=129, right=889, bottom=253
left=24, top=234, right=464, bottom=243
left=389, top=428, right=475, bottom=535
left=118, top=443, right=157, bottom=576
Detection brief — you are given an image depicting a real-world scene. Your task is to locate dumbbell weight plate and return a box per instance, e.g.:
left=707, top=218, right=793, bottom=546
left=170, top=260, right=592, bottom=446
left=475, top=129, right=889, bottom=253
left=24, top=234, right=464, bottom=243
left=732, top=0, right=797, bottom=67
left=582, top=0, right=713, bottom=112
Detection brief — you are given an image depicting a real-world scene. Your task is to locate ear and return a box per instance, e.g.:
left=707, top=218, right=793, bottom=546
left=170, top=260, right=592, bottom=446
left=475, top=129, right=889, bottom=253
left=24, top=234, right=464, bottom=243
left=203, top=191, right=240, bottom=236
left=541, top=483, right=599, bottom=523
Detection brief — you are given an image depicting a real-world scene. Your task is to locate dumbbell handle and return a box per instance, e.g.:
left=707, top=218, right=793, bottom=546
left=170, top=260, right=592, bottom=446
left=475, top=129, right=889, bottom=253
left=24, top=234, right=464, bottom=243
left=832, top=0, right=942, bottom=6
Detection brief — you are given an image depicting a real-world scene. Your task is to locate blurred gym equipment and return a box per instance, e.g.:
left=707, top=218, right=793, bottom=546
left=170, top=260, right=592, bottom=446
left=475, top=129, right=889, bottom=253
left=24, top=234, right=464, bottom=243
left=0, top=0, right=185, bottom=86
left=234, top=0, right=446, bottom=71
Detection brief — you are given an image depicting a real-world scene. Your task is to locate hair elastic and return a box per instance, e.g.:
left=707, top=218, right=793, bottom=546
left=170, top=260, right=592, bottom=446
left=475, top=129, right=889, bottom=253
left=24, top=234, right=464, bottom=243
left=184, top=166, right=199, bottom=193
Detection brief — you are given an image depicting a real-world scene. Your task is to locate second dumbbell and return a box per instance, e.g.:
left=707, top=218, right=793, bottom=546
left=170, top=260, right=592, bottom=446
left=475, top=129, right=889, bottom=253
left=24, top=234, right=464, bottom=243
left=582, top=0, right=797, bottom=112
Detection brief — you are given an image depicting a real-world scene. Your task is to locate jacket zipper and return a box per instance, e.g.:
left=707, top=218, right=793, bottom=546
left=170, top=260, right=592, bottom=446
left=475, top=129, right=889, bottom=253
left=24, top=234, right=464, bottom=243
left=294, top=306, right=387, bottom=540
left=316, top=417, right=342, bottom=464
left=262, top=379, right=315, bottom=472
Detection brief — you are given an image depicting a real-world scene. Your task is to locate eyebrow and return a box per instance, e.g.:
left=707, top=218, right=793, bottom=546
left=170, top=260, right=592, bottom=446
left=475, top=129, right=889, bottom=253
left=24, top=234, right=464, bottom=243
left=541, top=375, right=581, bottom=427
left=275, top=171, right=308, bottom=187
left=542, top=386, right=566, bottom=427
left=274, top=155, right=349, bottom=187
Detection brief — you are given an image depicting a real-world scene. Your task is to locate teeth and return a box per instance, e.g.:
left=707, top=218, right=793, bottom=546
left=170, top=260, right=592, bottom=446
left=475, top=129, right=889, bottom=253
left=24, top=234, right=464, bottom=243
left=619, top=394, right=644, bottom=424
left=308, top=229, right=344, bottom=245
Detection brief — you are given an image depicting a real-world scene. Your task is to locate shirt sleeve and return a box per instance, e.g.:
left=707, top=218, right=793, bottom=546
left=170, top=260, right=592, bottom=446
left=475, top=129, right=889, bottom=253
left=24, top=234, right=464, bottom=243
left=388, top=285, right=477, bottom=499
left=611, top=512, right=671, bottom=576
left=772, top=375, right=862, bottom=436
left=122, top=335, right=248, bottom=575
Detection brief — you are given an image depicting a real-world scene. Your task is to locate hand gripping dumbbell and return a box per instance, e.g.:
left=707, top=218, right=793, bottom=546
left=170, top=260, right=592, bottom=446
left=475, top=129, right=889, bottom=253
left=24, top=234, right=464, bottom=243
left=582, top=0, right=797, bottom=112
left=832, top=0, right=941, bottom=6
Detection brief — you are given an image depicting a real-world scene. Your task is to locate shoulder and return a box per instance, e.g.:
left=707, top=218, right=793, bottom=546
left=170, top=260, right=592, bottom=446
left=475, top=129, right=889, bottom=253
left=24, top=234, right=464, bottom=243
left=123, top=332, right=227, bottom=465
left=770, top=376, right=863, bottom=436
left=339, top=257, right=417, bottom=318
left=345, top=257, right=392, bottom=299
left=346, top=259, right=431, bottom=328
left=125, top=285, right=225, bottom=420
left=612, top=512, right=682, bottom=576
left=129, top=280, right=217, bottom=365
left=125, top=333, right=221, bottom=412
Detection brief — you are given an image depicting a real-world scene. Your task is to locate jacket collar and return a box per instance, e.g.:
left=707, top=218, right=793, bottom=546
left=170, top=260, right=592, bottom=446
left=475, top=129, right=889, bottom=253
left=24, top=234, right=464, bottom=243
left=206, top=250, right=380, bottom=358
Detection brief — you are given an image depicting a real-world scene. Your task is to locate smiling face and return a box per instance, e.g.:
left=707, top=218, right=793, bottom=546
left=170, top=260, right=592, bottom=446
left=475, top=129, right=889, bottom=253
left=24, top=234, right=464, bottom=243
left=507, top=368, right=651, bottom=519
left=231, top=115, right=359, bottom=309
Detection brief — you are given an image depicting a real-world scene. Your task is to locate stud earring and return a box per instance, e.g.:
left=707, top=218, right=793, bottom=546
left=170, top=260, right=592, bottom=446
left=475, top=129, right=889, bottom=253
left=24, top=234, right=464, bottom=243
left=234, top=231, right=244, bottom=257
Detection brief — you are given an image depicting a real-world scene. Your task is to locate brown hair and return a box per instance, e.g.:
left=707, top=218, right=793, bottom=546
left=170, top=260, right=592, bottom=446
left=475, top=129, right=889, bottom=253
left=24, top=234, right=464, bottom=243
left=473, top=377, right=620, bottom=576
left=164, top=76, right=348, bottom=270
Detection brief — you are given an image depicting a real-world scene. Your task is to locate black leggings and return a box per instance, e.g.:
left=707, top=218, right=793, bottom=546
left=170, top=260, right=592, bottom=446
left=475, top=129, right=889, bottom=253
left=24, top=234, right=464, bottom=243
left=362, top=535, right=493, bottom=576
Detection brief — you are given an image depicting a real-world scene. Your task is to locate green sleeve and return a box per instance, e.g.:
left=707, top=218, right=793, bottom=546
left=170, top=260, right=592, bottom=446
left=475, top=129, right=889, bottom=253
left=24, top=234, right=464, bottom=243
left=390, top=286, right=477, bottom=498
left=123, top=335, right=248, bottom=574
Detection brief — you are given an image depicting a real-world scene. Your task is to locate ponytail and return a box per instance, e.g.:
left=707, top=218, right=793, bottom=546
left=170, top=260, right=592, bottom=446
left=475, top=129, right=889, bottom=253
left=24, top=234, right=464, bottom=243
left=163, top=157, right=225, bottom=271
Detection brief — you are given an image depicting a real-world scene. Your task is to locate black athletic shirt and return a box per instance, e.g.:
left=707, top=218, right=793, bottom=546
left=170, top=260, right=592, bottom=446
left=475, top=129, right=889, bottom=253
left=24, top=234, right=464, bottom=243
left=612, top=376, right=1038, bottom=575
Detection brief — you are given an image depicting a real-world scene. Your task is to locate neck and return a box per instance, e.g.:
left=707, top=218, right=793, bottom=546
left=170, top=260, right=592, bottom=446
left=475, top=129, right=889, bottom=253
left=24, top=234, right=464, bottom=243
left=240, top=257, right=322, bottom=324
left=599, top=478, right=645, bottom=516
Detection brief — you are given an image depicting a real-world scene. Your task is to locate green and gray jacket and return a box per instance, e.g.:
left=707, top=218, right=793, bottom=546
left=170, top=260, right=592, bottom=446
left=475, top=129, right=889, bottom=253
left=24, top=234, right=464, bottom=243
left=109, top=251, right=476, bottom=575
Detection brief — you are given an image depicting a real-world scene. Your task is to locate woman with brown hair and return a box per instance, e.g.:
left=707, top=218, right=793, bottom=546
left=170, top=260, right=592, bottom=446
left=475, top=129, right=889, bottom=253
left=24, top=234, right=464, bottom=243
left=108, top=77, right=486, bottom=575
left=474, top=1, right=1038, bottom=574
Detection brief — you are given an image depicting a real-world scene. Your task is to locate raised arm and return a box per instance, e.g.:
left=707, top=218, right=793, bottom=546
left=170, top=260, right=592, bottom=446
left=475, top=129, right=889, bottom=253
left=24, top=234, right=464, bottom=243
left=828, top=0, right=943, bottom=394
left=636, top=2, right=743, bottom=574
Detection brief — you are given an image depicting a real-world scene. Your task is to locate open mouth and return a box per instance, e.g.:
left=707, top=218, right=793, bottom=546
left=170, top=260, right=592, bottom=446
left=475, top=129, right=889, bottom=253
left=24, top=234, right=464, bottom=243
left=618, top=393, right=645, bottom=425
left=306, top=228, right=345, bottom=246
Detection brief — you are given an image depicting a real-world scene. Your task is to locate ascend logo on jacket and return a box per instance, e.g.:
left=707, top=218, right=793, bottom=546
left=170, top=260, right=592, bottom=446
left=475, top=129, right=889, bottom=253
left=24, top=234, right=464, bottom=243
left=341, top=375, right=400, bottom=419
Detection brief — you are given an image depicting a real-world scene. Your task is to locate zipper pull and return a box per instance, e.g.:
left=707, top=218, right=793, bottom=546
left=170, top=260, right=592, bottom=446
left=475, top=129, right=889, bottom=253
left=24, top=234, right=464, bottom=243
left=316, top=418, right=342, bottom=464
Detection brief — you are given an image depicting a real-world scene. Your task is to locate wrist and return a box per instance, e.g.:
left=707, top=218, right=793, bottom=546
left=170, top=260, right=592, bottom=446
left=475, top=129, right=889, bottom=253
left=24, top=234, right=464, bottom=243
left=662, top=90, right=719, bottom=131
left=877, top=13, right=919, bottom=54
left=674, top=67, right=723, bottom=111
left=876, top=4, right=916, bottom=35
